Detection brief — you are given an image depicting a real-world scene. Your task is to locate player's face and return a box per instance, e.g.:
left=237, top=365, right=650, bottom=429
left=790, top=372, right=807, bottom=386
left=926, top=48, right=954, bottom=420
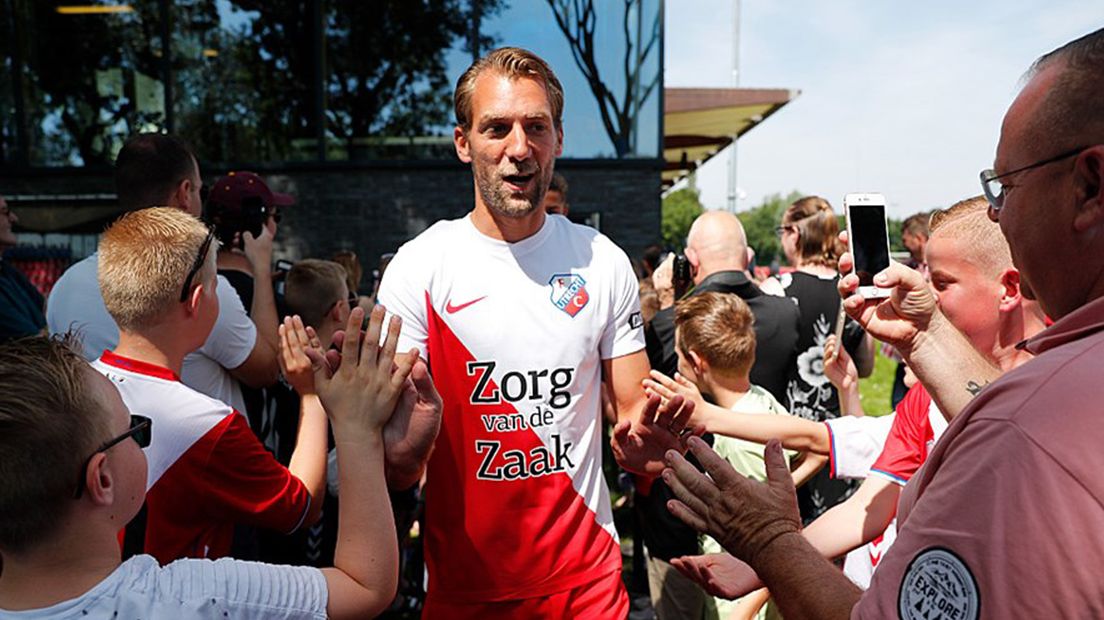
left=88, top=368, right=148, bottom=521
left=926, top=235, right=1004, bottom=359
left=457, top=72, right=563, bottom=219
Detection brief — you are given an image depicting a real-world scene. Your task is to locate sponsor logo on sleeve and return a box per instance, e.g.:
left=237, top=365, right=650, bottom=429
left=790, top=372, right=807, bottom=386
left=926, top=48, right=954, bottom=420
left=629, top=311, right=643, bottom=330
left=549, top=274, right=589, bottom=317
left=898, top=547, right=979, bottom=620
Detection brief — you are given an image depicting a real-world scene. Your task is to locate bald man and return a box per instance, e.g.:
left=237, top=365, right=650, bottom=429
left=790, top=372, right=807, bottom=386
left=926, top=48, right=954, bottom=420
left=640, top=210, right=801, bottom=619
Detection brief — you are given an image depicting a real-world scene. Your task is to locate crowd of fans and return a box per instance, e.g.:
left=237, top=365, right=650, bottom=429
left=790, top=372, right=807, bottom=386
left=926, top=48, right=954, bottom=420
left=1, top=27, right=1103, bottom=620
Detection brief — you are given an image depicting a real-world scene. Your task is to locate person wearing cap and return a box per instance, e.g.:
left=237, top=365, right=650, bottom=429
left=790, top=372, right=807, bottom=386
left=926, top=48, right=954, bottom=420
left=201, top=171, right=289, bottom=432
left=47, top=134, right=281, bottom=415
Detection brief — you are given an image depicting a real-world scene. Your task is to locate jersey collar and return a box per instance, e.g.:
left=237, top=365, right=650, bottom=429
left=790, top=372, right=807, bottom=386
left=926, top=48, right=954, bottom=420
left=98, top=350, right=180, bottom=382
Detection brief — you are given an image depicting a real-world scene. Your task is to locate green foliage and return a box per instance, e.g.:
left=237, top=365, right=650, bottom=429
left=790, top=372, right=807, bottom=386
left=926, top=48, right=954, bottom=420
left=738, top=190, right=803, bottom=266
left=661, top=187, right=704, bottom=251
left=858, top=349, right=897, bottom=416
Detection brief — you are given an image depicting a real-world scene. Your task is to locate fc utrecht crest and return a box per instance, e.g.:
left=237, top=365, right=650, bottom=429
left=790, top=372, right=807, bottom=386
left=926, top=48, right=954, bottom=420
left=549, top=273, right=590, bottom=317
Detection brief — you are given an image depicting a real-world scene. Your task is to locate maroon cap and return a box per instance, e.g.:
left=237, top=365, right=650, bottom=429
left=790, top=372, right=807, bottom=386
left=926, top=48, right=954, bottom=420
left=207, top=171, right=294, bottom=213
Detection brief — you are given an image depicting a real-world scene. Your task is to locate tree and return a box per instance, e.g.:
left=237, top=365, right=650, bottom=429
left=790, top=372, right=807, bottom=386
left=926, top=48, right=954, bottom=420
left=738, top=191, right=803, bottom=266
left=545, top=0, right=660, bottom=157
left=661, top=187, right=703, bottom=251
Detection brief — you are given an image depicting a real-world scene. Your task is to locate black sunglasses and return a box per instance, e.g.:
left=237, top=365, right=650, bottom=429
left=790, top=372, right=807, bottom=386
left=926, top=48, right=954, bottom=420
left=179, top=228, right=216, bottom=303
left=74, top=414, right=152, bottom=499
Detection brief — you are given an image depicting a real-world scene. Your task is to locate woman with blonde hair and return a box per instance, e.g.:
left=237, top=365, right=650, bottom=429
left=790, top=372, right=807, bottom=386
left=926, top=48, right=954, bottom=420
left=765, top=195, right=874, bottom=522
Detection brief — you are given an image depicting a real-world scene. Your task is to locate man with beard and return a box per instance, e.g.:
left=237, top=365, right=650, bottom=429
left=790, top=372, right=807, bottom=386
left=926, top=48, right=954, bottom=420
left=377, top=47, right=688, bottom=618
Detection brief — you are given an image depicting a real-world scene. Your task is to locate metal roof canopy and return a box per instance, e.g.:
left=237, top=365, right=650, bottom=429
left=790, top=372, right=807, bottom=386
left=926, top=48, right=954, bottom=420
left=663, top=87, right=799, bottom=187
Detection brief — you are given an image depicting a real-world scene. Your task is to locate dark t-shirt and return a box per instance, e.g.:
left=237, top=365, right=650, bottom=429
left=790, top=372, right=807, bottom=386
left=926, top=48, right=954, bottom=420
left=0, top=260, right=46, bottom=342
left=780, top=270, right=866, bottom=522
left=640, top=270, right=802, bottom=560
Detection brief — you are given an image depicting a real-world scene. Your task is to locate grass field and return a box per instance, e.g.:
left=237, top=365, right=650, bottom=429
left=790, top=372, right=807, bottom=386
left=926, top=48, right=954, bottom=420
left=858, top=350, right=898, bottom=416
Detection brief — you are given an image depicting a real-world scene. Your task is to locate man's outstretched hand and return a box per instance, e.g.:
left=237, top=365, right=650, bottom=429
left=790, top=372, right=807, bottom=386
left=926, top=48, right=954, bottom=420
left=664, top=437, right=802, bottom=566
left=671, top=552, right=764, bottom=600
left=611, top=393, right=700, bottom=476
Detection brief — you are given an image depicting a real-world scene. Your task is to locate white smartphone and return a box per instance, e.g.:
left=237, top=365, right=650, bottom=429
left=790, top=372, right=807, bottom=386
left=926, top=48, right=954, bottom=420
left=844, top=193, right=892, bottom=299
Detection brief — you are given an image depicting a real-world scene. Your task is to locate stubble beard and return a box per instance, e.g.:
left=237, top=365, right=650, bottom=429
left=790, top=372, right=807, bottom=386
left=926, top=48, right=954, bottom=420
left=474, top=161, right=552, bottom=219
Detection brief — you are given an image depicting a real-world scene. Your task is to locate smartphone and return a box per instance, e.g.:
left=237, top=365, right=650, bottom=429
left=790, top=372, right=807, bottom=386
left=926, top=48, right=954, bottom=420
left=844, top=193, right=892, bottom=299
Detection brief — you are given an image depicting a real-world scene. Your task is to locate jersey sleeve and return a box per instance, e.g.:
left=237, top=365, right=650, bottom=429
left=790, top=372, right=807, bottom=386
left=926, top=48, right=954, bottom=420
left=868, top=385, right=930, bottom=486
left=198, top=275, right=257, bottom=370
left=599, top=246, right=645, bottom=360
left=158, top=557, right=327, bottom=619
left=376, top=245, right=429, bottom=357
left=201, top=413, right=312, bottom=534
left=826, top=414, right=894, bottom=480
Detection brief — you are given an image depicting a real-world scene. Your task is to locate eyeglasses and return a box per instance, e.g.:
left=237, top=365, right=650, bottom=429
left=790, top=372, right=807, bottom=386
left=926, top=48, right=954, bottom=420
left=980, top=145, right=1089, bottom=214
left=179, top=228, right=216, bottom=302
left=775, top=225, right=795, bottom=237
left=73, top=414, right=152, bottom=499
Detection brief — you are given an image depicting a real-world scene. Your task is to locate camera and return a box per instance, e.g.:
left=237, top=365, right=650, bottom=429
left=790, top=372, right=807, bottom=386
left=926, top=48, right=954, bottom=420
left=673, top=253, right=692, bottom=299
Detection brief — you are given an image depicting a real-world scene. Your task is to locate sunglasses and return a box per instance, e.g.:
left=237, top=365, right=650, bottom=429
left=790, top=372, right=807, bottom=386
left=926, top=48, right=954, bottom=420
left=73, top=414, right=152, bottom=499
left=179, top=228, right=216, bottom=303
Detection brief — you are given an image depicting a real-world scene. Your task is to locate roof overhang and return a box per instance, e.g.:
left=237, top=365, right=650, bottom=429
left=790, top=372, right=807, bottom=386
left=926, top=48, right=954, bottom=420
left=663, top=87, right=799, bottom=187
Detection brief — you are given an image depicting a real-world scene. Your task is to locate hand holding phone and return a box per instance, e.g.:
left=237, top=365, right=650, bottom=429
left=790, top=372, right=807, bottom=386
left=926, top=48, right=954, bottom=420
left=844, top=193, right=892, bottom=299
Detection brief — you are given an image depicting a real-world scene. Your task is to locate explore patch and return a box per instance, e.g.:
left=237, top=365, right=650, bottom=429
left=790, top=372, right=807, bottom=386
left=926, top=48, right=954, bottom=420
left=898, top=547, right=979, bottom=620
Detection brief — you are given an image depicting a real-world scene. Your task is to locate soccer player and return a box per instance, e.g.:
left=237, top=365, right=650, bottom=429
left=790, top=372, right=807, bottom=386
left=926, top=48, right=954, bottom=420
left=0, top=303, right=410, bottom=618
left=377, top=47, right=687, bottom=618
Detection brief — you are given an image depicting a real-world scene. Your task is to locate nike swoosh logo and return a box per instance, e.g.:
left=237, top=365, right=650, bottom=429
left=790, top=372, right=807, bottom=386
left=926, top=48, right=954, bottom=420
left=445, top=296, right=487, bottom=314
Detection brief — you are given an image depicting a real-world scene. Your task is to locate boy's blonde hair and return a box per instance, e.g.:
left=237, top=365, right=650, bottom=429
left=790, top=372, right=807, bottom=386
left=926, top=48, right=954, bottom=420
left=674, top=292, right=756, bottom=377
left=929, top=196, right=1013, bottom=278
left=98, top=207, right=214, bottom=331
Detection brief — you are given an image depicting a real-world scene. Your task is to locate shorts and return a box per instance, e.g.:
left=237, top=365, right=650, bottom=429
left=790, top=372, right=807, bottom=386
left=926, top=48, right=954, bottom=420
left=422, top=569, right=629, bottom=620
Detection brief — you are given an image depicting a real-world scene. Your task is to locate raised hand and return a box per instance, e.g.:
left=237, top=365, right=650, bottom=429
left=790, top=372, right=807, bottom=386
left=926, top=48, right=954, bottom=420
left=383, top=359, right=443, bottom=489
left=664, top=437, right=802, bottom=566
left=611, top=393, right=699, bottom=476
left=643, top=369, right=706, bottom=425
left=821, top=334, right=857, bottom=393
left=306, top=306, right=418, bottom=433
left=671, top=553, right=764, bottom=600
left=838, top=230, right=938, bottom=355
left=279, top=315, right=321, bottom=395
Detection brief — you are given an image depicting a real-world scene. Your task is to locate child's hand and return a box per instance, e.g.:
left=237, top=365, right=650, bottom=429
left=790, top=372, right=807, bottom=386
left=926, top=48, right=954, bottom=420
left=643, top=370, right=707, bottom=428
left=823, top=334, right=858, bottom=392
left=307, top=306, right=418, bottom=433
left=279, top=315, right=321, bottom=395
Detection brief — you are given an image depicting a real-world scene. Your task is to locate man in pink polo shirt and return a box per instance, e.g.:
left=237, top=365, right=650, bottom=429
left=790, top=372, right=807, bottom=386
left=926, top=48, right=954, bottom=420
left=658, top=27, right=1104, bottom=620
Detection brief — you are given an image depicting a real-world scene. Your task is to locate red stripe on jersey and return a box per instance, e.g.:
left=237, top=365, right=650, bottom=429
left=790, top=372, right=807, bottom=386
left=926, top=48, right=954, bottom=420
left=99, top=349, right=180, bottom=381
left=422, top=292, right=622, bottom=603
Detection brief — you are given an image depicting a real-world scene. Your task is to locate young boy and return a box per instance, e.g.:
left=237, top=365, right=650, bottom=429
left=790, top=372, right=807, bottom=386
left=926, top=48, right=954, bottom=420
left=0, top=303, right=411, bottom=618
left=91, top=207, right=327, bottom=563
left=671, top=292, right=821, bottom=619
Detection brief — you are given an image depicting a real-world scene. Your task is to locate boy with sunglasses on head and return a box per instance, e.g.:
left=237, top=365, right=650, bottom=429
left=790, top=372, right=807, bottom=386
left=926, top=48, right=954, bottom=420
left=87, top=207, right=330, bottom=565
left=0, top=303, right=412, bottom=618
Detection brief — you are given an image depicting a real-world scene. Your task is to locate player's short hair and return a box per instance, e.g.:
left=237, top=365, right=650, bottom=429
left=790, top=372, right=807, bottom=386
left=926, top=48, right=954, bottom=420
left=114, top=133, right=198, bottom=212
left=929, top=196, right=1013, bottom=278
left=901, top=211, right=930, bottom=239
left=0, top=334, right=111, bottom=555
left=783, top=195, right=843, bottom=269
left=98, top=207, right=215, bottom=331
left=1026, top=27, right=1104, bottom=151
left=674, top=292, right=756, bottom=377
left=285, top=259, right=348, bottom=329
left=454, top=47, right=564, bottom=132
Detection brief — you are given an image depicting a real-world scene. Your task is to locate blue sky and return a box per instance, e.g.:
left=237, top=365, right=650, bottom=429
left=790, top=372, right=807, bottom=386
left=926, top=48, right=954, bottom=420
left=664, top=2, right=1104, bottom=217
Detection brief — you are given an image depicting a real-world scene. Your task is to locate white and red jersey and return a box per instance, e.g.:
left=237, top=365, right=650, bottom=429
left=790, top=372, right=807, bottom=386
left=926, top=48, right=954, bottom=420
left=92, top=351, right=311, bottom=564
left=378, top=214, right=644, bottom=604
left=843, top=384, right=948, bottom=588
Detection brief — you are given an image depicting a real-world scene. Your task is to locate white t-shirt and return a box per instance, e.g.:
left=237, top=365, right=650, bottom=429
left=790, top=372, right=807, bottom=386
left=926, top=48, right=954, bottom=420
left=47, top=253, right=256, bottom=412
left=824, top=413, right=896, bottom=481
left=377, top=213, right=644, bottom=603
left=0, top=555, right=326, bottom=619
